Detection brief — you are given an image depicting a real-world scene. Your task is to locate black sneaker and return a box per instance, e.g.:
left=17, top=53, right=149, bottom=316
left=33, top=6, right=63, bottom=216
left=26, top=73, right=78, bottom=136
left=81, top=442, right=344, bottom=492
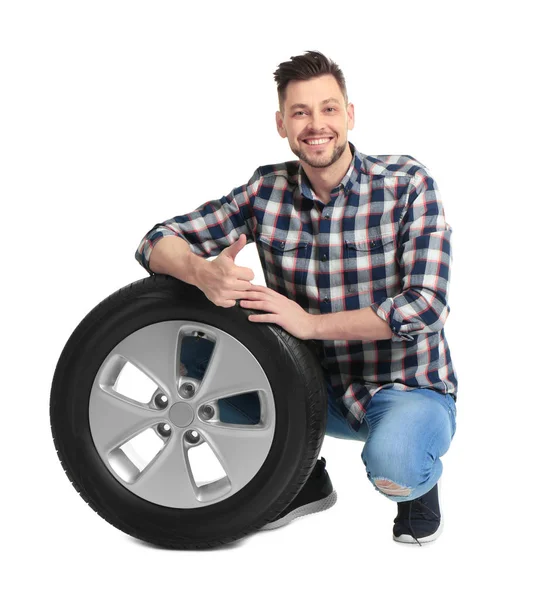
left=261, top=457, right=337, bottom=530
left=393, top=480, right=443, bottom=545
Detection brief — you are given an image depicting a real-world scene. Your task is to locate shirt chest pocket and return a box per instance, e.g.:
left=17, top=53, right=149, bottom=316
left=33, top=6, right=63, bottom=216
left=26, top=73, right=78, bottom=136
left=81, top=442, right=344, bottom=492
left=345, top=234, right=396, bottom=255
left=343, top=232, right=398, bottom=293
left=257, top=233, right=313, bottom=277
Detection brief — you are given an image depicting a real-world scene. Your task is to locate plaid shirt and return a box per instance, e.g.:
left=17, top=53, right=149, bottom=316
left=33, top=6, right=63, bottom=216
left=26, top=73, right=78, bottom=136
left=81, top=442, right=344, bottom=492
left=135, top=141, right=458, bottom=432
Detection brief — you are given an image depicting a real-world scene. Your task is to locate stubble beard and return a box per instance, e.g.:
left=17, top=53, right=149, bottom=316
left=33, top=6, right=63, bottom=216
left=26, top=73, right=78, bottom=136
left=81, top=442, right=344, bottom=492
left=291, top=137, right=347, bottom=169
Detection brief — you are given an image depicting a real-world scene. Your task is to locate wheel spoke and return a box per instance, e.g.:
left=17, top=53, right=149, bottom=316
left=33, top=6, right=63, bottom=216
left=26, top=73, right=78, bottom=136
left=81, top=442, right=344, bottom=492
left=129, top=434, right=199, bottom=507
left=195, top=334, right=270, bottom=404
left=200, top=421, right=274, bottom=490
left=89, top=385, right=159, bottom=452
left=112, top=321, right=182, bottom=400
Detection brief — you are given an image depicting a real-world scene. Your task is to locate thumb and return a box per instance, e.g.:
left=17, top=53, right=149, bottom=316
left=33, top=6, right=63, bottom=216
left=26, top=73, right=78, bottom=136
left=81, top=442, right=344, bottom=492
left=223, top=233, right=247, bottom=261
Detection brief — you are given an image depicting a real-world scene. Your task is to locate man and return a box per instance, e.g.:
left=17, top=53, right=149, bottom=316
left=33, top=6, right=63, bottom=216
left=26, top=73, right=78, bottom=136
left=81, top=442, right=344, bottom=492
left=135, top=50, right=458, bottom=545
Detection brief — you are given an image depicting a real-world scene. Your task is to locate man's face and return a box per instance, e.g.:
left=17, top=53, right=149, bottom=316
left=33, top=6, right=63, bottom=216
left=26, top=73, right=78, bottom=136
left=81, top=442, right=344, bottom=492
left=275, top=74, right=354, bottom=169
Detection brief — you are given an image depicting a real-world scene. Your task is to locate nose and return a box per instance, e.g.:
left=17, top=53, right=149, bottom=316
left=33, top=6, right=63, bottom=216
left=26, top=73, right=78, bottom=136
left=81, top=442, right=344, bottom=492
left=310, top=111, right=325, bottom=131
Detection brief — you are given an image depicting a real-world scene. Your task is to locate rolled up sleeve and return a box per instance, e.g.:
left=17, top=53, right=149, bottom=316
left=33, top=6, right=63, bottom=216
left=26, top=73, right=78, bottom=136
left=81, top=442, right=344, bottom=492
left=134, top=168, right=263, bottom=275
left=370, top=169, right=453, bottom=342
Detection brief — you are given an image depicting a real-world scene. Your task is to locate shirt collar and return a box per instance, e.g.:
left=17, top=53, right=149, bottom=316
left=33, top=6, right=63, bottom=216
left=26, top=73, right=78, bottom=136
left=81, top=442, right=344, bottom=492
left=297, top=141, right=362, bottom=201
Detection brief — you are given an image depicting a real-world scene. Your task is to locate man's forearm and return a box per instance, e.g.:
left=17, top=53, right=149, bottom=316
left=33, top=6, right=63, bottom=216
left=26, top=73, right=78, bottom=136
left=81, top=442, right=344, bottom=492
left=310, top=306, right=393, bottom=342
left=149, top=235, right=207, bottom=285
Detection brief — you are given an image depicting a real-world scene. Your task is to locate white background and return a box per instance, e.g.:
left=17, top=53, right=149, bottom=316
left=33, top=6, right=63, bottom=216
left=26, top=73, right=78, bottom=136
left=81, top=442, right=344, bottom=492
left=2, top=0, right=531, bottom=598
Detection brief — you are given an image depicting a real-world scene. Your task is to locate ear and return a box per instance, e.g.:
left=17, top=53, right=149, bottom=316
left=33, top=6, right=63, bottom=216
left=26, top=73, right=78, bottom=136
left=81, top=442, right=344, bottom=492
left=275, top=111, right=287, bottom=139
left=347, top=102, right=355, bottom=131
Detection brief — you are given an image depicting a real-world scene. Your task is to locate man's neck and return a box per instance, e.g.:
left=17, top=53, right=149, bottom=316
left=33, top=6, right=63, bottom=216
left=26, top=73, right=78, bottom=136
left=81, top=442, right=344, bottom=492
left=300, top=142, right=353, bottom=204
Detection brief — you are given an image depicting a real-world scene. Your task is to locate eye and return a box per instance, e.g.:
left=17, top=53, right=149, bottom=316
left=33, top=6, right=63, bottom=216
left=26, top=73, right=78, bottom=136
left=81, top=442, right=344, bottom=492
left=294, top=111, right=305, bottom=116
left=325, top=107, right=336, bottom=112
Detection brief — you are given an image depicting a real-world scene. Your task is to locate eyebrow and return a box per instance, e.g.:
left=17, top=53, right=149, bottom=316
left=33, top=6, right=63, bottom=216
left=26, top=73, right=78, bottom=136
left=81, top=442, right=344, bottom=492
left=289, top=97, right=342, bottom=111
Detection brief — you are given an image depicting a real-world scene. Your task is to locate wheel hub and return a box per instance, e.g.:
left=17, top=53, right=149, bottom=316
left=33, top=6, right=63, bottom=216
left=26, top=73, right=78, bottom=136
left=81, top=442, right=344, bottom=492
left=169, top=402, right=194, bottom=427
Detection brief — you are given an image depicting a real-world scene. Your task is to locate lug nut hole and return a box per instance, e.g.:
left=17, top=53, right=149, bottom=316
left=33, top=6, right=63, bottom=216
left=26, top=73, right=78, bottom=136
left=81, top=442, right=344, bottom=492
left=200, top=405, right=215, bottom=419
left=185, top=430, right=200, bottom=444
left=179, top=382, right=195, bottom=399
left=154, top=393, right=169, bottom=409
left=157, top=423, right=172, bottom=437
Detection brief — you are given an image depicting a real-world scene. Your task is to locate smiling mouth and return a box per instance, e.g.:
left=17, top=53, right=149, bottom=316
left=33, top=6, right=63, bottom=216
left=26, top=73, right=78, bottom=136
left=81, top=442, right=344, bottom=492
left=303, top=137, right=333, bottom=146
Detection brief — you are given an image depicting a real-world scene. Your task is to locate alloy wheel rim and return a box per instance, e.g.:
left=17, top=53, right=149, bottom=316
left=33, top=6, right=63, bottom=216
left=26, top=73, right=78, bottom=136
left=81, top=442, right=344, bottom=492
left=88, top=320, right=276, bottom=508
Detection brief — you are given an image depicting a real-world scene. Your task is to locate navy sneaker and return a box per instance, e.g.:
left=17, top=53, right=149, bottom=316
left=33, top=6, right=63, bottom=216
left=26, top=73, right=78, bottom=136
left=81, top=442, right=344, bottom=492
left=261, top=457, right=337, bottom=530
left=393, top=480, right=443, bottom=545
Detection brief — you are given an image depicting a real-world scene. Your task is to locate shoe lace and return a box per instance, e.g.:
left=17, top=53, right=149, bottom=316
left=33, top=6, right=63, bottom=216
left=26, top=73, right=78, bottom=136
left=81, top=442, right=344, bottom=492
left=406, top=497, right=440, bottom=547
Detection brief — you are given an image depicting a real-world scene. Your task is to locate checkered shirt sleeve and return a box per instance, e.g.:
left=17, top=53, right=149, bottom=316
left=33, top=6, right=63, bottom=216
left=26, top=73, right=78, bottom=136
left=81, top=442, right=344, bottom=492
left=134, top=169, right=262, bottom=275
left=370, top=169, right=453, bottom=342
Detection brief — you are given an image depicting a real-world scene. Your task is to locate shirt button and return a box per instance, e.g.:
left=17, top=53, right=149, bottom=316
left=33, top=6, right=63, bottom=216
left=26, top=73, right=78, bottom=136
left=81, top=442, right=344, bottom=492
left=324, top=214, right=330, bottom=219
left=323, top=296, right=329, bottom=303
left=321, top=254, right=327, bottom=262
left=280, top=242, right=285, bottom=248
left=370, top=240, right=376, bottom=248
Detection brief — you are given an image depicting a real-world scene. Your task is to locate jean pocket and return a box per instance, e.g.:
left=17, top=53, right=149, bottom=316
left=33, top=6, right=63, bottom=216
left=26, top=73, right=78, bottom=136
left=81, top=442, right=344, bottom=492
left=419, top=389, right=457, bottom=438
left=444, top=394, right=457, bottom=437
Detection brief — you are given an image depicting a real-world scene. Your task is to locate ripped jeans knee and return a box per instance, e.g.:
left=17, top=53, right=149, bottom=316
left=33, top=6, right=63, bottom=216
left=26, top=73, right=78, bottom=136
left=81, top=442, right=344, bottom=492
left=373, top=477, right=413, bottom=497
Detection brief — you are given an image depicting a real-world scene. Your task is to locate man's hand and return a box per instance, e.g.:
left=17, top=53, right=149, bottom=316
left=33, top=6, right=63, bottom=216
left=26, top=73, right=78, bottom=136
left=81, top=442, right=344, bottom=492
left=239, top=284, right=315, bottom=340
left=195, top=234, right=256, bottom=308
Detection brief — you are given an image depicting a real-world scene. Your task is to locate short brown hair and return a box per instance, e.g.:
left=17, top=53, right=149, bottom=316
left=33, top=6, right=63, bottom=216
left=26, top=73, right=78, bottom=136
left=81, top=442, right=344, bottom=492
left=273, top=50, right=348, bottom=114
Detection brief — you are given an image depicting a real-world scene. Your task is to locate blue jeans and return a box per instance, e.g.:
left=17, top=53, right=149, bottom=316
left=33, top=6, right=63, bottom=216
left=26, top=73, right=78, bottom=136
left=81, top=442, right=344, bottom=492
left=325, top=381, right=457, bottom=502
left=180, top=336, right=457, bottom=502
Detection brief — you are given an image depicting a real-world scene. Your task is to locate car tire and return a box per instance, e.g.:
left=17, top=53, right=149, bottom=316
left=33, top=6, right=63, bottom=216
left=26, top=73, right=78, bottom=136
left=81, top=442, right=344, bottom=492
left=50, top=274, right=328, bottom=549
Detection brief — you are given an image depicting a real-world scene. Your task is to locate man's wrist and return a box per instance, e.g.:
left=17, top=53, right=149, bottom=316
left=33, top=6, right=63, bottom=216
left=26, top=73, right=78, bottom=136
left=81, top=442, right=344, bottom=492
left=188, top=253, right=211, bottom=287
left=165, top=250, right=208, bottom=287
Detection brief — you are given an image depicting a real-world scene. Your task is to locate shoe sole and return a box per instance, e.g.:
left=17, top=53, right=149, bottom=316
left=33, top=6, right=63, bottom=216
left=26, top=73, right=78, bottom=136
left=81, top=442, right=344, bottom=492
left=393, top=518, right=443, bottom=544
left=261, top=489, right=338, bottom=531
left=393, top=479, right=443, bottom=545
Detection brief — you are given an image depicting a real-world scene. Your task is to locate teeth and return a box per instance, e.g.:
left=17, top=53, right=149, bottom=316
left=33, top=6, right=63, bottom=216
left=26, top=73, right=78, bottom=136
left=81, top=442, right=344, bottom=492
left=306, top=138, right=331, bottom=145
